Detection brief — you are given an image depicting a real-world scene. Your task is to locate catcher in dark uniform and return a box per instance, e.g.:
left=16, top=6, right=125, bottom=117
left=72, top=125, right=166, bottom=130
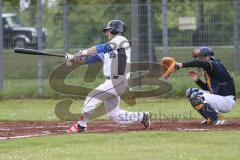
left=161, top=47, right=236, bottom=125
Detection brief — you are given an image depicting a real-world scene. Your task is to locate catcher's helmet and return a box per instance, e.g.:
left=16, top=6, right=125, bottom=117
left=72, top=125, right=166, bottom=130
left=103, top=20, right=125, bottom=34
left=192, top=47, right=214, bottom=59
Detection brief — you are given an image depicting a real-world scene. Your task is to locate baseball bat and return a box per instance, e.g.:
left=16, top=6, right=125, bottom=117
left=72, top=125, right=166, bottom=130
left=14, top=48, right=65, bottom=57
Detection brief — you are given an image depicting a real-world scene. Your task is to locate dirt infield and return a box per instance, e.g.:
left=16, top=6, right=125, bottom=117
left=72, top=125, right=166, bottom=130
left=1, top=120, right=240, bottom=140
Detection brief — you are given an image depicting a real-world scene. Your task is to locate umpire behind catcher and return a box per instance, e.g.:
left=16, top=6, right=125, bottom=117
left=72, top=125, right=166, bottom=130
left=175, top=47, right=236, bottom=125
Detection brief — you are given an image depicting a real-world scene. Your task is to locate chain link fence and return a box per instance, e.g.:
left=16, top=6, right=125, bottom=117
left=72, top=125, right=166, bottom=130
left=2, top=1, right=239, bottom=48
left=0, top=0, right=239, bottom=96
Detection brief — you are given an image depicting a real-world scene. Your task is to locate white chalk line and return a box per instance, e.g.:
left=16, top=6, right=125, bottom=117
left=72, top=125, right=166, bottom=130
left=0, top=133, right=48, bottom=140
left=177, top=128, right=211, bottom=131
left=0, top=125, right=69, bottom=140
left=0, top=128, right=12, bottom=131
left=0, top=125, right=69, bottom=131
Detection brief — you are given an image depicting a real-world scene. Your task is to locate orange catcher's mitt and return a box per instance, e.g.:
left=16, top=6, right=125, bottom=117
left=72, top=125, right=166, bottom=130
left=160, top=57, right=176, bottom=79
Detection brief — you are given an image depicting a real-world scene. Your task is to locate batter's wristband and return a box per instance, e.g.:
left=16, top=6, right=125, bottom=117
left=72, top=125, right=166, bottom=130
left=82, top=50, right=88, bottom=56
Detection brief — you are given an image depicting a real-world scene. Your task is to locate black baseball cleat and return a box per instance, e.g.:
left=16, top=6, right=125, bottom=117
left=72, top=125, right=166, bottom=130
left=141, top=112, right=151, bottom=129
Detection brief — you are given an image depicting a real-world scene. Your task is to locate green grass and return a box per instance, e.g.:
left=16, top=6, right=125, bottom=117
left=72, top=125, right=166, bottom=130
left=1, top=74, right=240, bottom=98
left=0, top=131, right=240, bottom=160
left=0, top=99, right=240, bottom=160
left=3, top=49, right=65, bottom=79
left=0, top=98, right=239, bottom=121
left=4, top=47, right=236, bottom=79
left=1, top=48, right=240, bottom=98
left=0, top=78, right=104, bottom=99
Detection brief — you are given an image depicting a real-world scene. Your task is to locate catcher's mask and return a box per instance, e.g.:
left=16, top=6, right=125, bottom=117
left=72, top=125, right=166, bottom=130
left=103, top=20, right=126, bottom=35
left=192, top=47, right=215, bottom=60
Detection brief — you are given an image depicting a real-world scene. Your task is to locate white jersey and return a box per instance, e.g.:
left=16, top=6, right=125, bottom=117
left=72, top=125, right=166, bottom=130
left=99, top=35, right=131, bottom=79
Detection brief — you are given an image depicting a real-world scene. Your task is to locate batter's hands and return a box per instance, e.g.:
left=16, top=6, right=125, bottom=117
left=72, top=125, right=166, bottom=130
left=65, top=53, right=74, bottom=66
left=65, top=53, right=74, bottom=61
left=188, top=70, right=199, bottom=81
left=65, top=51, right=85, bottom=66
left=73, top=50, right=84, bottom=59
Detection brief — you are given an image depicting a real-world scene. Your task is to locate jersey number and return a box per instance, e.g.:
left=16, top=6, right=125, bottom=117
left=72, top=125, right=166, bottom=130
left=109, top=51, right=116, bottom=58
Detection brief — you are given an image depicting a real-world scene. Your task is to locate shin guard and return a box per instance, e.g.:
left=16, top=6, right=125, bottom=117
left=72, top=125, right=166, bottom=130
left=186, top=88, right=218, bottom=124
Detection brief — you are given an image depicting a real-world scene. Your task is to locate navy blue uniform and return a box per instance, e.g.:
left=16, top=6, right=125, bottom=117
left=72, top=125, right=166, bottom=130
left=183, top=59, right=236, bottom=99
left=181, top=46, right=236, bottom=125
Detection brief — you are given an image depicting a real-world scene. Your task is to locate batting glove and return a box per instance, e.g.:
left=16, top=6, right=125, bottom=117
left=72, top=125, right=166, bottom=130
left=72, top=50, right=84, bottom=59
left=65, top=53, right=74, bottom=66
left=65, top=53, right=74, bottom=61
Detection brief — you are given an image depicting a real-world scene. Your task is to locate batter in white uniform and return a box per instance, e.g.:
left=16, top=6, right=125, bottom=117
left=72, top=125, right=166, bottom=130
left=66, top=20, right=150, bottom=133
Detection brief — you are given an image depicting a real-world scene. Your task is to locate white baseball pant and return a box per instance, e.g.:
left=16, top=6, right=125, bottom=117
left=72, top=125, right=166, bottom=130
left=78, top=78, right=143, bottom=127
left=200, top=90, right=236, bottom=113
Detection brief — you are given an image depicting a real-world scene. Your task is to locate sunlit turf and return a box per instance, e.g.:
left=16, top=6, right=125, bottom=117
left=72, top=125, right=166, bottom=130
left=0, top=98, right=239, bottom=121
left=0, top=131, right=240, bottom=160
